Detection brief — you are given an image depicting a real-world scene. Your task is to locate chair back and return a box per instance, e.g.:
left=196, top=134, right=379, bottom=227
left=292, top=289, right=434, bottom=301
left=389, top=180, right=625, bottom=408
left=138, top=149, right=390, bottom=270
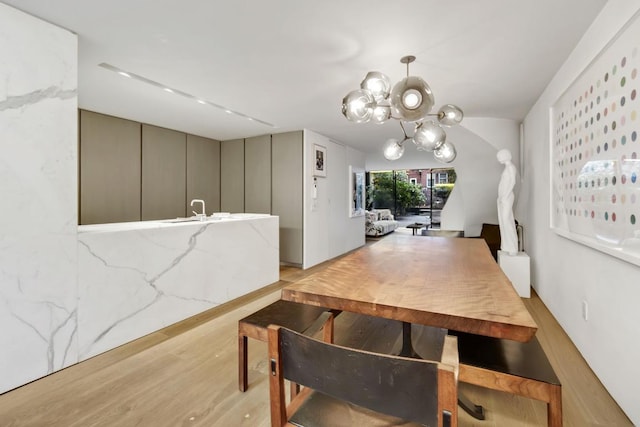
left=480, top=223, right=501, bottom=260
left=268, top=324, right=458, bottom=426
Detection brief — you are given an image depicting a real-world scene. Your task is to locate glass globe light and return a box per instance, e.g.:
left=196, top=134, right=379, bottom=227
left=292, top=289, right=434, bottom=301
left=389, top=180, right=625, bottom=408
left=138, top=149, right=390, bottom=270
left=383, top=138, right=405, bottom=160
left=413, top=121, right=446, bottom=151
left=434, top=141, right=457, bottom=163
left=389, top=76, right=435, bottom=122
left=437, top=104, right=464, bottom=126
left=341, top=89, right=375, bottom=123
left=403, top=89, right=422, bottom=108
left=371, top=104, right=391, bottom=124
left=361, top=71, right=391, bottom=101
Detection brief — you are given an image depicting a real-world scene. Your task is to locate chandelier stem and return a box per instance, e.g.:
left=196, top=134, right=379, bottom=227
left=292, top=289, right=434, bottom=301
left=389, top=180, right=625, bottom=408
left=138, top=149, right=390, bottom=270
left=400, top=55, right=416, bottom=78
left=399, top=121, right=409, bottom=140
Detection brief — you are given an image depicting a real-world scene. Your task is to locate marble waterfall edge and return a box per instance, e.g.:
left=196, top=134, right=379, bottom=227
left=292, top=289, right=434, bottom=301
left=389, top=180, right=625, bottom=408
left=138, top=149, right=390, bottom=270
left=77, top=216, right=279, bottom=359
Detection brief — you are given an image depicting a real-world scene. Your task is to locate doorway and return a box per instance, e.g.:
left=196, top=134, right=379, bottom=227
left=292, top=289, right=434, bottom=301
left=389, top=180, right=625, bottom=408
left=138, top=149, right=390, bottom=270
left=367, top=168, right=456, bottom=229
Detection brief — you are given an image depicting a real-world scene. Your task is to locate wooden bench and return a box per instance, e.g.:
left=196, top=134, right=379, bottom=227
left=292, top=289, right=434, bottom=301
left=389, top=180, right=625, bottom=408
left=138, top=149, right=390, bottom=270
left=335, top=317, right=561, bottom=425
left=452, top=331, right=562, bottom=427
left=239, top=301, right=408, bottom=393
left=238, top=299, right=334, bottom=392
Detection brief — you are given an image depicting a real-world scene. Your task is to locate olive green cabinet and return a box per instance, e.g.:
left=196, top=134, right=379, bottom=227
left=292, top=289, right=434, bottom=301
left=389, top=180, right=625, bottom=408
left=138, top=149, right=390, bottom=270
left=244, top=135, right=271, bottom=214
left=272, top=131, right=303, bottom=265
left=79, top=110, right=141, bottom=225
left=220, top=139, right=245, bottom=213
left=141, top=124, right=187, bottom=220
left=80, top=110, right=221, bottom=224
left=187, top=134, right=221, bottom=214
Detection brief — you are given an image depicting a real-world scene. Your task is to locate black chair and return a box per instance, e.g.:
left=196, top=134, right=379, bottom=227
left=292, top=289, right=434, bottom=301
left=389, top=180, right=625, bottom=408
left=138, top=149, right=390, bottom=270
left=478, top=221, right=523, bottom=261
left=268, top=320, right=459, bottom=427
left=479, top=223, right=501, bottom=260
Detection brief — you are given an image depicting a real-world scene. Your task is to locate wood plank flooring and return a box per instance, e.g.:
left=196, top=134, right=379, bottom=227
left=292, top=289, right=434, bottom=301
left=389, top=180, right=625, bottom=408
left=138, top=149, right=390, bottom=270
left=0, top=240, right=632, bottom=426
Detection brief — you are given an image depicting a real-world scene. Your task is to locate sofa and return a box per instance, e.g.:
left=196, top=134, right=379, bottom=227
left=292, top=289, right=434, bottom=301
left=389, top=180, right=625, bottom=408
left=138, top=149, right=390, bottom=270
left=365, top=209, right=399, bottom=237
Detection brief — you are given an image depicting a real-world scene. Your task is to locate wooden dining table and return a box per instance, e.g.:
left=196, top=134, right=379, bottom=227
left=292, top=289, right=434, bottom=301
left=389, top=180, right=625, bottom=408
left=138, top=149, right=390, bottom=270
left=282, top=234, right=539, bottom=420
left=282, top=234, right=537, bottom=343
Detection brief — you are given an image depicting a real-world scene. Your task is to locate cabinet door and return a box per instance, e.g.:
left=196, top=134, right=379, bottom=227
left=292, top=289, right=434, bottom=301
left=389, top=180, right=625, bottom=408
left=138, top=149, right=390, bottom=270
left=272, top=131, right=303, bottom=265
left=244, top=135, right=271, bottom=214
left=79, top=110, right=141, bottom=225
left=141, top=124, right=186, bottom=220
left=187, top=134, right=220, bottom=214
left=220, top=139, right=245, bottom=213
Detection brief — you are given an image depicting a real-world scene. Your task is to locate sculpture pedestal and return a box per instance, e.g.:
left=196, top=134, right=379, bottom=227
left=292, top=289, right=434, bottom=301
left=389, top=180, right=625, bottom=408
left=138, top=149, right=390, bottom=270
left=498, top=250, right=530, bottom=298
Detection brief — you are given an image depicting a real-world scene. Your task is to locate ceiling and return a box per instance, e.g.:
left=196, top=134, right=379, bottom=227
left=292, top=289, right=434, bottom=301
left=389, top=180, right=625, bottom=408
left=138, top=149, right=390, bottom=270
left=4, top=0, right=607, bottom=155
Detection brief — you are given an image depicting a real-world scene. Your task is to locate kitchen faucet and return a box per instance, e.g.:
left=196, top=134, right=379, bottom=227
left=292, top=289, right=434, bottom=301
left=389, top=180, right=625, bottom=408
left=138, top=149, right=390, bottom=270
left=190, top=199, right=206, bottom=219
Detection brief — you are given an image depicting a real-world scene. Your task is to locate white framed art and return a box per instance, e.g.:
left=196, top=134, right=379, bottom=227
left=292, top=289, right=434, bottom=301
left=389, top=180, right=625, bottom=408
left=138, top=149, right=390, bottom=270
left=550, top=9, right=640, bottom=266
left=313, top=144, right=327, bottom=177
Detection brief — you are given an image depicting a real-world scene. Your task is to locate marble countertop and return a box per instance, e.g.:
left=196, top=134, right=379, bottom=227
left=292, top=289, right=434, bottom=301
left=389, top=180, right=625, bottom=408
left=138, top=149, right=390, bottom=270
left=78, top=213, right=274, bottom=234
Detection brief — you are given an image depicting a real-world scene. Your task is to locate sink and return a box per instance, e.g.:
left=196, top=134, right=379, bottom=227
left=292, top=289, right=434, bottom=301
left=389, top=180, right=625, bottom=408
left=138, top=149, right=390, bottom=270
left=161, top=215, right=226, bottom=224
left=162, top=217, right=203, bottom=223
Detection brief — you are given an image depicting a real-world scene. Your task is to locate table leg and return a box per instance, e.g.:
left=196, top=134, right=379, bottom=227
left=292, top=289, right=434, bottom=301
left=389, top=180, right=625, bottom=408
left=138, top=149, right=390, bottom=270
left=398, top=321, right=420, bottom=358
left=399, top=322, right=486, bottom=420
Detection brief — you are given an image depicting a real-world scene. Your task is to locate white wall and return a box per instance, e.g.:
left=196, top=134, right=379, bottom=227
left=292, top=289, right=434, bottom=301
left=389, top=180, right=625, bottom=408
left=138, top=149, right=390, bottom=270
left=366, top=118, right=521, bottom=236
left=523, top=1, right=640, bottom=423
left=303, top=130, right=365, bottom=268
left=0, top=4, right=78, bottom=393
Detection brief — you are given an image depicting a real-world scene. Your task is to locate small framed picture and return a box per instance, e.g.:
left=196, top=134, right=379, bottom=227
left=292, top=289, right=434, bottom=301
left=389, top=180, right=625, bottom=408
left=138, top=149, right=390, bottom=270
left=314, top=144, right=327, bottom=177
left=349, top=165, right=365, bottom=217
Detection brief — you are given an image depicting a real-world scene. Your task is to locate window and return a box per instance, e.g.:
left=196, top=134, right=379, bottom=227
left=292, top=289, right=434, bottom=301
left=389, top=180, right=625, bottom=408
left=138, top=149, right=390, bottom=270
left=367, top=169, right=455, bottom=220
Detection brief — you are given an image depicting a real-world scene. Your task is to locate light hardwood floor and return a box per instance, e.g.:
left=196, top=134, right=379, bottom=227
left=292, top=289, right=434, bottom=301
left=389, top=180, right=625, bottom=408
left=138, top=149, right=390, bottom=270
left=0, top=240, right=632, bottom=426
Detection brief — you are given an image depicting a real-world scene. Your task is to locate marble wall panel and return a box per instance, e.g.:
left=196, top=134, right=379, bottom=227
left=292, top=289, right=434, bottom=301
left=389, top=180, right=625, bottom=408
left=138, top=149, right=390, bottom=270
left=0, top=4, right=78, bottom=393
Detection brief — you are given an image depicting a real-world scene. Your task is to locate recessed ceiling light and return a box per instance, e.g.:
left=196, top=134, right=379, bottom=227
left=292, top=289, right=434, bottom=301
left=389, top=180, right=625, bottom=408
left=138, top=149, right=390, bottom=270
left=98, top=62, right=276, bottom=128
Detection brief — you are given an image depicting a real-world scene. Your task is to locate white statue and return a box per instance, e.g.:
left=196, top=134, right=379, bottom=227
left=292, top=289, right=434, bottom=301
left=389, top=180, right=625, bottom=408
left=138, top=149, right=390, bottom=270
left=497, top=149, right=519, bottom=255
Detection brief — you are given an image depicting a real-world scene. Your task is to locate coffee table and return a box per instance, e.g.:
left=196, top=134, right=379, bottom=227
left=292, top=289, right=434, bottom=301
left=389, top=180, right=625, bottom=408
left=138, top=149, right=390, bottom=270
left=406, top=223, right=426, bottom=235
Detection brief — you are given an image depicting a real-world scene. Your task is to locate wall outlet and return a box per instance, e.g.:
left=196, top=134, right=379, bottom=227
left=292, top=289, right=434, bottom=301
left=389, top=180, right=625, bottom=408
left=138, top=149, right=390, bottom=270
left=582, top=300, right=588, bottom=321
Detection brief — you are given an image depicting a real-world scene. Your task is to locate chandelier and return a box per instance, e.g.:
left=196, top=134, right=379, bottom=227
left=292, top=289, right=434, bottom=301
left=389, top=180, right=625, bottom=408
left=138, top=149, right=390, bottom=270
left=341, top=55, right=463, bottom=163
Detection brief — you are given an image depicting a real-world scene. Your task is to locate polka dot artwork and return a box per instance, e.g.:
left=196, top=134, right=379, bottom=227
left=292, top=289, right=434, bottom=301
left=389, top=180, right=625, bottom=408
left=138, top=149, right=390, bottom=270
left=552, top=15, right=640, bottom=258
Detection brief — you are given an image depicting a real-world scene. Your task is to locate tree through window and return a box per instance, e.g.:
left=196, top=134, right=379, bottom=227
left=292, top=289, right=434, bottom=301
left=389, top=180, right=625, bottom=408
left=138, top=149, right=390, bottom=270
left=367, top=168, right=456, bottom=229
